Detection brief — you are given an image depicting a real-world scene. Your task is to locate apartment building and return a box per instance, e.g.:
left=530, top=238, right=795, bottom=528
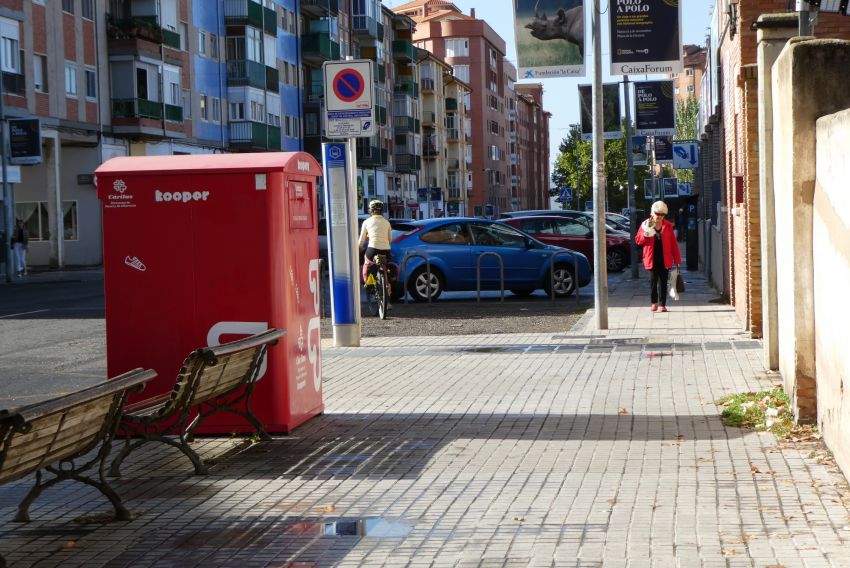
left=672, top=44, right=706, bottom=104
left=443, top=72, right=470, bottom=217
left=514, top=83, right=551, bottom=211
left=396, top=1, right=514, bottom=218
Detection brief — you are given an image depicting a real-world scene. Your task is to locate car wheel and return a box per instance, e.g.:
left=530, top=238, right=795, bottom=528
left=510, top=289, right=534, bottom=297
left=544, top=264, right=576, bottom=297
left=607, top=248, right=627, bottom=272
left=408, top=266, right=444, bottom=302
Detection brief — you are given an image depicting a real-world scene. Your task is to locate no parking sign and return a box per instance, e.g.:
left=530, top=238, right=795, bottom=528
left=323, top=60, right=375, bottom=138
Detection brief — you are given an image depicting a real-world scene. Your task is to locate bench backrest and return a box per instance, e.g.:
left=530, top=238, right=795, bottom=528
left=160, top=329, right=285, bottom=414
left=0, top=368, right=156, bottom=485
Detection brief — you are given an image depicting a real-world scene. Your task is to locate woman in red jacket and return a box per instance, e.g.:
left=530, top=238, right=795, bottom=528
left=634, top=201, right=682, bottom=312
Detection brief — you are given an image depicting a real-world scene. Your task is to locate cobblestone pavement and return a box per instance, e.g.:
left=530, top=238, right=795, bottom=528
left=1, top=270, right=849, bottom=567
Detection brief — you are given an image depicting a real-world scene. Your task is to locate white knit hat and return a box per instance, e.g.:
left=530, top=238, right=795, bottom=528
left=651, top=200, right=668, bottom=215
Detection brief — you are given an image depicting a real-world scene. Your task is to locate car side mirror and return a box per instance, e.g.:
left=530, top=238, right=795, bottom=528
left=525, top=237, right=536, bottom=249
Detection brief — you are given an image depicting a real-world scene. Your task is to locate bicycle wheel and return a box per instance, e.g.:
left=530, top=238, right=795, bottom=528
left=376, top=270, right=388, bottom=320
left=365, top=278, right=379, bottom=317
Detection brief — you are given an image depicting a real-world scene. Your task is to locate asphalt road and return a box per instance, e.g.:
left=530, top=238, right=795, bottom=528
left=0, top=273, right=592, bottom=406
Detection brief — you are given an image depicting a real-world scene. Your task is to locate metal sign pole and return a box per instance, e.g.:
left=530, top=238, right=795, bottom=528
left=0, top=71, right=12, bottom=283
left=623, top=75, right=639, bottom=279
left=592, top=0, right=608, bottom=330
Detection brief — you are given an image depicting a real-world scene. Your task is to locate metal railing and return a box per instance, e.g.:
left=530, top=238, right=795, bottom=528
left=549, top=250, right=580, bottom=305
left=401, top=253, right=433, bottom=304
left=476, top=252, right=504, bottom=303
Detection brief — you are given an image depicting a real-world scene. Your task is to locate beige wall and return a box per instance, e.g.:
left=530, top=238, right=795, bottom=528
left=772, top=39, right=850, bottom=425
left=814, top=109, right=850, bottom=477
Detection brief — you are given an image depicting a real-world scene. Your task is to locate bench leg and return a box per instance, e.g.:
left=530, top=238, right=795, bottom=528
left=108, top=438, right=146, bottom=478
left=159, top=435, right=208, bottom=475
left=0, top=552, right=6, bottom=568
left=15, top=470, right=50, bottom=522
left=72, top=472, right=131, bottom=521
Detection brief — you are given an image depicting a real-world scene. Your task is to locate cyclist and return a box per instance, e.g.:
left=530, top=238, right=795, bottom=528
left=359, top=199, right=393, bottom=294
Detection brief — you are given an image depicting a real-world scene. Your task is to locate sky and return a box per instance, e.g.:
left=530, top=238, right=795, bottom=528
left=386, top=0, right=716, bottom=171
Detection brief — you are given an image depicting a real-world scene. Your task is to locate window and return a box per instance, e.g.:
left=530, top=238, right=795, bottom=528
left=687, top=85, right=695, bottom=93
left=0, top=17, right=20, bottom=73
left=445, top=38, right=468, bottom=58
left=33, top=54, right=47, bottom=93
left=686, top=68, right=694, bottom=76
left=81, top=0, right=93, bottom=20
left=229, top=102, right=244, bottom=120
left=555, top=219, right=591, bottom=237
left=210, top=34, right=219, bottom=59
left=469, top=223, right=525, bottom=247
left=198, top=30, right=206, bottom=55
left=85, top=67, right=96, bottom=99
left=211, top=97, right=221, bottom=122
left=16, top=202, right=78, bottom=241
left=520, top=219, right=554, bottom=235
left=246, top=27, right=262, bottom=62
left=250, top=100, right=264, bottom=122
left=64, top=62, right=77, bottom=96
left=199, top=94, right=208, bottom=120
left=421, top=223, right=470, bottom=245
left=62, top=0, right=74, bottom=14
left=453, top=64, right=469, bottom=83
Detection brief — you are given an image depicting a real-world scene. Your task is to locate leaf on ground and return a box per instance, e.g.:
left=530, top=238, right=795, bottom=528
left=751, top=465, right=761, bottom=474
left=618, top=408, right=629, bottom=415
left=607, top=499, right=617, bottom=505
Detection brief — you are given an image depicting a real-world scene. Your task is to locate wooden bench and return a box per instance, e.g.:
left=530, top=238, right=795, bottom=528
left=0, top=368, right=156, bottom=534
left=109, top=328, right=285, bottom=477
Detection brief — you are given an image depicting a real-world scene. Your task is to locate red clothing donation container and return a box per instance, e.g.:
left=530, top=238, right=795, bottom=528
left=95, top=153, right=324, bottom=434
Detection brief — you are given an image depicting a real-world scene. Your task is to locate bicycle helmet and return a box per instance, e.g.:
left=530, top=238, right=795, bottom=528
left=368, top=199, right=384, bottom=214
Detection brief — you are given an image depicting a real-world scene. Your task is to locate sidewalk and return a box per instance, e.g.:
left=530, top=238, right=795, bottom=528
left=0, top=266, right=104, bottom=286
left=1, top=269, right=848, bottom=567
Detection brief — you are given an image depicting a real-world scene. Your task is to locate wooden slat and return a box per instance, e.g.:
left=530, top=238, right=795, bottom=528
left=192, top=351, right=257, bottom=404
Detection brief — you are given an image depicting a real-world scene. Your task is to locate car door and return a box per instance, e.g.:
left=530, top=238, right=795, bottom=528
left=517, top=218, right=561, bottom=248
left=416, top=221, right=474, bottom=289
left=469, top=222, right=548, bottom=289
left=553, top=218, right=594, bottom=263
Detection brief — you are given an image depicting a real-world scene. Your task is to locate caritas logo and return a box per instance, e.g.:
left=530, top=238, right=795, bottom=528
left=155, top=189, right=210, bottom=203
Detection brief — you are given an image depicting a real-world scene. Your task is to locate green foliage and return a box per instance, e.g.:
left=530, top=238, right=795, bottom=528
left=674, top=97, right=700, bottom=183
left=716, top=388, right=794, bottom=438
left=551, top=122, right=651, bottom=213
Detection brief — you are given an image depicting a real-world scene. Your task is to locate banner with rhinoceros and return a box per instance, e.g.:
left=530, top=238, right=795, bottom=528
left=513, top=0, right=585, bottom=78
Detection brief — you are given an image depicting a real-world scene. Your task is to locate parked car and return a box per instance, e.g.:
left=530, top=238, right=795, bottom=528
left=318, top=215, right=413, bottom=263
left=500, top=209, right=628, bottom=236
left=605, top=212, right=631, bottom=232
left=390, top=218, right=592, bottom=302
left=501, top=215, right=632, bottom=272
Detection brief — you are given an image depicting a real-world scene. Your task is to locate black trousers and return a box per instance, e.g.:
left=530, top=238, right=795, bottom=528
left=650, top=267, right=669, bottom=306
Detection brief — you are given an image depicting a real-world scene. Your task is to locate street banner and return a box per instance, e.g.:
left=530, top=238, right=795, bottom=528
left=609, top=0, right=683, bottom=75
left=579, top=83, right=622, bottom=141
left=672, top=140, right=700, bottom=169
left=9, top=118, right=42, bottom=165
left=663, top=177, right=678, bottom=198
left=654, top=135, right=674, bottom=163
left=514, top=0, right=586, bottom=78
left=635, top=81, right=676, bottom=136
left=630, top=135, right=648, bottom=166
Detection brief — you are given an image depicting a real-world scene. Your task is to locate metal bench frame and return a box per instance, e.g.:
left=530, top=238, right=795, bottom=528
left=109, top=329, right=285, bottom=477
left=0, top=368, right=155, bottom=542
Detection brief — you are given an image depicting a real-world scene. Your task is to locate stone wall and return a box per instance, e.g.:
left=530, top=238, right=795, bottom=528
left=814, top=108, right=850, bottom=477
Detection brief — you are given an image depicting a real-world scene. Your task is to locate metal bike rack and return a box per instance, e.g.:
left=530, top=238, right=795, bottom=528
left=401, top=252, right=433, bottom=304
left=549, top=250, right=580, bottom=305
left=476, top=251, right=504, bottom=303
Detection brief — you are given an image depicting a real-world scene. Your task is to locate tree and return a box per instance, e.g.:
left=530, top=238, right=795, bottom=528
left=552, top=122, right=650, bottom=213
left=674, top=96, right=700, bottom=183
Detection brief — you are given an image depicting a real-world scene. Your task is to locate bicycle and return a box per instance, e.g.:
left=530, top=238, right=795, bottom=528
left=363, top=253, right=394, bottom=319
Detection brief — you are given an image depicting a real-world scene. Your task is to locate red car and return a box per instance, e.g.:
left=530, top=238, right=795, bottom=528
left=501, top=215, right=632, bottom=272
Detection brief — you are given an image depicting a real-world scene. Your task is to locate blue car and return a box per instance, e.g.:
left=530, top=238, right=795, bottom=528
left=391, top=218, right=592, bottom=302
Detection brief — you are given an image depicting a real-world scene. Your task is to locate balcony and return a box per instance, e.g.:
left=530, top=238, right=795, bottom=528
left=420, top=77, right=434, bottom=92
left=423, top=141, right=438, bottom=158
left=162, top=28, right=181, bottom=49
left=112, top=98, right=163, bottom=120
left=302, top=33, right=340, bottom=65
left=2, top=71, right=24, bottom=96
left=301, top=0, right=339, bottom=16
left=307, top=81, right=324, bottom=103
left=229, top=121, right=281, bottom=150
left=448, top=158, right=460, bottom=170
left=356, top=141, right=387, bottom=167
left=375, top=105, right=387, bottom=125
left=445, top=98, right=458, bottom=111
left=393, top=115, right=415, bottom=133
left=352, top=15, right=379, bottom=39
left=227, top=59, right=266, bottom=90
left=106, top=15, right=163, bottom=44
left=511, top=175, right=520, bottom=185
left=224, top=0, right=276, bottom=34
left=395, top=153, right=421, bottom=173
left=392, top=39, right=415, bottom=62
left=422, top=111, right=435, bottom=127
left=394, top=78, right=418, bottom=98
left=446, top=128, right=459, bottom=141
left=377, top=23, right=384, bottom=41
left=376, top=63, right=385, bottom=83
